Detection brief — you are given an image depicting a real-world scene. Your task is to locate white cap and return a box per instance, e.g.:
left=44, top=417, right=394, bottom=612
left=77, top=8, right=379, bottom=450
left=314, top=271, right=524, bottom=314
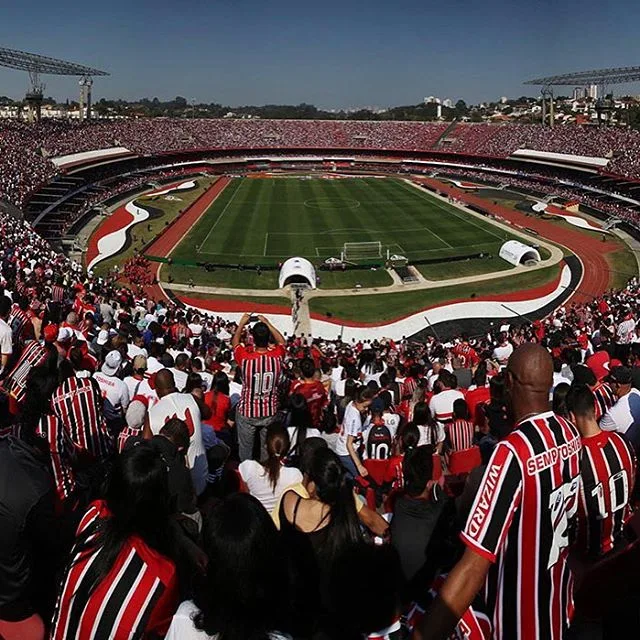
left=97, top=329, right=109, bottom=346
left=57, top=327, right=73, bottom=343
left=102, top=350, right=123, bottom=376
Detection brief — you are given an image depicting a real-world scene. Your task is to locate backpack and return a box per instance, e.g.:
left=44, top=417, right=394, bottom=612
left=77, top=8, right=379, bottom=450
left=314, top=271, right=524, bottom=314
left=366, top=423, right=393, bottom=460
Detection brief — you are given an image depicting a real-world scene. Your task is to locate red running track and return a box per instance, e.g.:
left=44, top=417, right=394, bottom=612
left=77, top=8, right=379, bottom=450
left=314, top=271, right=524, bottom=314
left=417, top=177, right=619, bottom=303
left=143, top=177, right=231, bottom=300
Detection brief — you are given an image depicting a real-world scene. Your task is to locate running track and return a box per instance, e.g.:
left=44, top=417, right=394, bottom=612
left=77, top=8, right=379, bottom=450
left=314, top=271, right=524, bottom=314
left=417, top=177, right=618, bottom=303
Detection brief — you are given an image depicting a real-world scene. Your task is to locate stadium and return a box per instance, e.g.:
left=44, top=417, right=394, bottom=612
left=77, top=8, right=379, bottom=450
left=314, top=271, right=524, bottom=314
left=3, top=38, right=640, bottom=640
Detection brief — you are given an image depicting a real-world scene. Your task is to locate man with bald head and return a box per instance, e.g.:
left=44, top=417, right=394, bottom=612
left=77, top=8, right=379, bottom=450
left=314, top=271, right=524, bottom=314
left=418, top=344, right=582, bottom=640
left=147, top=368, right=207, bottom=496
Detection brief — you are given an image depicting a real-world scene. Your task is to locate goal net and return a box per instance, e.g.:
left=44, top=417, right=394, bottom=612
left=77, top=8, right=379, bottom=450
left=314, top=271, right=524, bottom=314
left=342, top=241, right=382, bottom=261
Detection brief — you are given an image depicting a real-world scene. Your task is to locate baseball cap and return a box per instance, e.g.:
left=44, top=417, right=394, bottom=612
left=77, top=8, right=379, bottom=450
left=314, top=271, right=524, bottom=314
left=126, top=399, right=148, bottom=430
left=102, top=350, right=123, bottom=376
left=57, top=327, right=74, bottom=343
left=43, top=324, right=59, bottom=343
left=97, top=329, right=109, bottom=346
left=586, top=351, right=610, bottom=381
left=609, top=366, right=632, bottom=385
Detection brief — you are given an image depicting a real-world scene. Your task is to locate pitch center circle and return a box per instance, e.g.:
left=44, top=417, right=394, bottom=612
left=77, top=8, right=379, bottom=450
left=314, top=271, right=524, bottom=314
left=304, top=197, right=360, bottom=210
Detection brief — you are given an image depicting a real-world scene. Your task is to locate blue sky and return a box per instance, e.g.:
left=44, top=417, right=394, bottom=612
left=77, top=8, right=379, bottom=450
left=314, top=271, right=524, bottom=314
left=1, top=0, right=639, bottom=108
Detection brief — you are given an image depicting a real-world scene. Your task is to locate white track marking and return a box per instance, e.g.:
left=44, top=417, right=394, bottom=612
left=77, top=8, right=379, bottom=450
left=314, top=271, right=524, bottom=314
left=263, top=233, right=269, bottom=256
left=198, top=180, right=243, bottom=253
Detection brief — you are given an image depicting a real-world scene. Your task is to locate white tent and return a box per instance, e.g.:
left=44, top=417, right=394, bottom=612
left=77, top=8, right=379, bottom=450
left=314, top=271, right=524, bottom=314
left=278, top=257, right=317, bottom=289
left=499, top=240, right=541, bottom=266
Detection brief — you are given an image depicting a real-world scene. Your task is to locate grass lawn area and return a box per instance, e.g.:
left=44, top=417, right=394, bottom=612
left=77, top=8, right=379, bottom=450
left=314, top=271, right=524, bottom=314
left=606, top=246, right=639, bottom=290
left=310, top=265, right=560, bottom=323
left=170, top=176, right=525, bottom=272
left=418, top=256, right=513, bottom=281
left=93, top=177, right=218, bottom=276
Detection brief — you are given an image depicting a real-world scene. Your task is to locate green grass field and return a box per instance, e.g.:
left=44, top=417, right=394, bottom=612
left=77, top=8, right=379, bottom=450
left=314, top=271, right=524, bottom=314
left=170, top=176, right=518, bottom=271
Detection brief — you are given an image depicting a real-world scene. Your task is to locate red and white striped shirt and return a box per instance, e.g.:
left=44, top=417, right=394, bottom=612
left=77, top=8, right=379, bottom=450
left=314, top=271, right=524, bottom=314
left=51, top=377, right=114, bottom=461
left=3, top=340, right=52, bottom=407
left=447, top=419, right=475, bottom=452
left=51, top=501, right=179, bottom=640
left=461, top=412, right=582, bottom=639
left=234, top=344, right=285, bottom=418
left=592, top=381, right=616, bottom=422
left=577, top=430, right=636, bottom=559
left=8, top=304, right=33, bottom=344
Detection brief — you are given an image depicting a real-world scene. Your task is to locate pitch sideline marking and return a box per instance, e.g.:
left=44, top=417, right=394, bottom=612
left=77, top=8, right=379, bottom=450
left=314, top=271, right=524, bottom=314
left=198, top=179, right=244, bottom=253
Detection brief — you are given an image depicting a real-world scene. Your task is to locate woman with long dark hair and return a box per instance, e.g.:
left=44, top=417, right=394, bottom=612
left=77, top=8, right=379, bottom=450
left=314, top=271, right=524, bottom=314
left=50, top=444, right=180, bottom=640
left=279, top=447, right=363, bottom=636
left=287, top=392, right=316, bottom=453
left=203, top=371, right=233, bottom=436
left=412, top=401, right=445, bottom=453
left=239, top=426, right=302, bottom=513
left=166, top=493, right=292, bottom=640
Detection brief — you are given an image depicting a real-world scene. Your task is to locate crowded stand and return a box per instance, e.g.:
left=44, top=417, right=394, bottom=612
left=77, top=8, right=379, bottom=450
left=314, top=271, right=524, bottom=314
left=5, top=118, right=640, bottom=214
left=2, top=191, right=640, bottom=639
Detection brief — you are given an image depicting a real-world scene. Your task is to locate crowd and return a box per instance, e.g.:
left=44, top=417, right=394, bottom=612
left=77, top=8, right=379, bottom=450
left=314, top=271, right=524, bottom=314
left=5, top=118, right=640, bottom=211
left=1, top=197, right=640, bottom=639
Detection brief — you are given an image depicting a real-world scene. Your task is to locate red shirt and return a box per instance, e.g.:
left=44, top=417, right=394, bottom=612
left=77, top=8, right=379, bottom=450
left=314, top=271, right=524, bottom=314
left=290, top=379, right=328, bottom=428
left=203, top=390, right=232, bottom=431
left=465, top=386, right=491, bottom=426
left=234, top=344, right=286, bottom=418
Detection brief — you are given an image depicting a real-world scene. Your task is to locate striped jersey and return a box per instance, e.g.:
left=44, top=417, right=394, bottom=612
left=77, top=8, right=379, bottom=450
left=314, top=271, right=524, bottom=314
left=8, top=304, right=33, bottom=344
left=3, top=340, right=52, bottom=406
left=576, top=430, right=636, bottom=559
left=234, top=344, right=285, bottom=418
left=447, top=419, right=475, bottom=452
left=51, top=501, right=178, bottom=640
left=37, top=413, right=77, bottom=503
left=51, top=377, right=114, bottom=461
left=52, top=284, right=66, bottom=303
left=592, top=381, right=616, bottom=422
left=461, top=412, right=582, bottom=640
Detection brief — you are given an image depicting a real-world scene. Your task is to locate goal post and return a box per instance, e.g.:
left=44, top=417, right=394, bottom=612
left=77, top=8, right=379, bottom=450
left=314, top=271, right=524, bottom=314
left=342, top=241, right=382, bottom=261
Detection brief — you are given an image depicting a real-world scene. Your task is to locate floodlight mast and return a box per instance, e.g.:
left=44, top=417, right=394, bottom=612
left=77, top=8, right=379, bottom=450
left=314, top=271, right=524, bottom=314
left=524, top=65, right=640, bottom=127
left=0, top=46, right=108, bottom=122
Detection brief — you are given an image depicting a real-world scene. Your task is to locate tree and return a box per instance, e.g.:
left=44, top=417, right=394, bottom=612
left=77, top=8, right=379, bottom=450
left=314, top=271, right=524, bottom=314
left=455, top=99, right=468, bottom=116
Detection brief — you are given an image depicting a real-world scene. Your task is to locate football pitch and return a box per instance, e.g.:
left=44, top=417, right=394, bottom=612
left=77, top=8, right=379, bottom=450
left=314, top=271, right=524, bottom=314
left=171, top=176, right=516, bottom=267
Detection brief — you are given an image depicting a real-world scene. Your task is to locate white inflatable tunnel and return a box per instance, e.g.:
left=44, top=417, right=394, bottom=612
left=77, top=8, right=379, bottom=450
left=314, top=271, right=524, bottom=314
left=499, top=240, right=541, bottom=267
left=279, top=257, right=317, bottom=289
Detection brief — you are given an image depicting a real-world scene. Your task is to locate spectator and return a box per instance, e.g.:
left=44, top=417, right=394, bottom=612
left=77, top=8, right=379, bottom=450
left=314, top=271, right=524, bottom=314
left=238, top=425, right=303, bottom=513
left=600, top=366, right=640, bottom=450
left=232, top=313, right=286, bottom=462
left=50, top=444, right=181, bottom=640
left=335, top=386, right=374, bottom=478
left=447, top=398, right=475, bottom=452
left=148, top=369, right=208, bottom=496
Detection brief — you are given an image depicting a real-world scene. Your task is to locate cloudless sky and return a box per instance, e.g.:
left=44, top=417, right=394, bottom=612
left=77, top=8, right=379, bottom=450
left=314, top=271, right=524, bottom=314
left=1, top=0, right=639, bottom=109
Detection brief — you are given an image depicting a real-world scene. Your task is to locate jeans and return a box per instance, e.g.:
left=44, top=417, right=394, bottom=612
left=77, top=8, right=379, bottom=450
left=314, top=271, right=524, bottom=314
left=339, top=454, right=360, bottom=480
left=236, top=413, right=278, bottom=461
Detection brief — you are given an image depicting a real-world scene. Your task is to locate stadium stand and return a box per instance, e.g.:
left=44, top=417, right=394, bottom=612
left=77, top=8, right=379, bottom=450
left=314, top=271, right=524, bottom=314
left=1, top=190, right=640, bottom=637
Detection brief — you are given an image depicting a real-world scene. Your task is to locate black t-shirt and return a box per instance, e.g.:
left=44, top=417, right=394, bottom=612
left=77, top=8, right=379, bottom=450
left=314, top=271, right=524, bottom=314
left=391, top=486, right=448, bottom=584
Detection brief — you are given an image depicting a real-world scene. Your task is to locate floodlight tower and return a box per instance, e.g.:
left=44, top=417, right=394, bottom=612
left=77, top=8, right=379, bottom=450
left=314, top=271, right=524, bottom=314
left=0, top=47, right=108, bottom=122
left=79, top=75, right=94, bottom=120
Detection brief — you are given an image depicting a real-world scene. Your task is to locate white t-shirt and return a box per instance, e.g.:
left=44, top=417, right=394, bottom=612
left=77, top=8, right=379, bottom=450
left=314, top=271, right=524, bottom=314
left=149, top=392, right=207, bottom=495
left=199, top=371, right=214, bottom=392
left=417, top=423, right=446, bottom=447
left=123, top=375, right=158, bottom=408
left=335, top=401, right=369, bottom=456
left=238, top=460, right=303, bottom=513
left=169, top=367, right=189, bottom=392
left=287, top=426, right=322, bottom=451
left=127, top=343, right=148, bottom=360
left=492, top=343, right=514, bottom=365
left=146, top=356, right=164, bottom=374
left=0, top=318, right=13, bottom=363
left=429, top=389, right=465, bottom=424
left=166, top=600, right=292, bottom=640
left=600, top=388, right=640, bottom=436
left=93, top=371, right=130, bottom=413
left=333, top=379, right=347, bottom=398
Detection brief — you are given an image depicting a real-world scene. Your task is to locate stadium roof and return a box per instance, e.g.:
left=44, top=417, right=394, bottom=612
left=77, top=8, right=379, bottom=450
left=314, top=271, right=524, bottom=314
left=0, top=46, right=108, bottom=76
left=524, top=66, right=640, bottom=86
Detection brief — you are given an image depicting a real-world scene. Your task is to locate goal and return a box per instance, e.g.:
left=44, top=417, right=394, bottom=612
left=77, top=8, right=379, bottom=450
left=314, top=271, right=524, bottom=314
left=342, top=241, right=382, bottom=261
